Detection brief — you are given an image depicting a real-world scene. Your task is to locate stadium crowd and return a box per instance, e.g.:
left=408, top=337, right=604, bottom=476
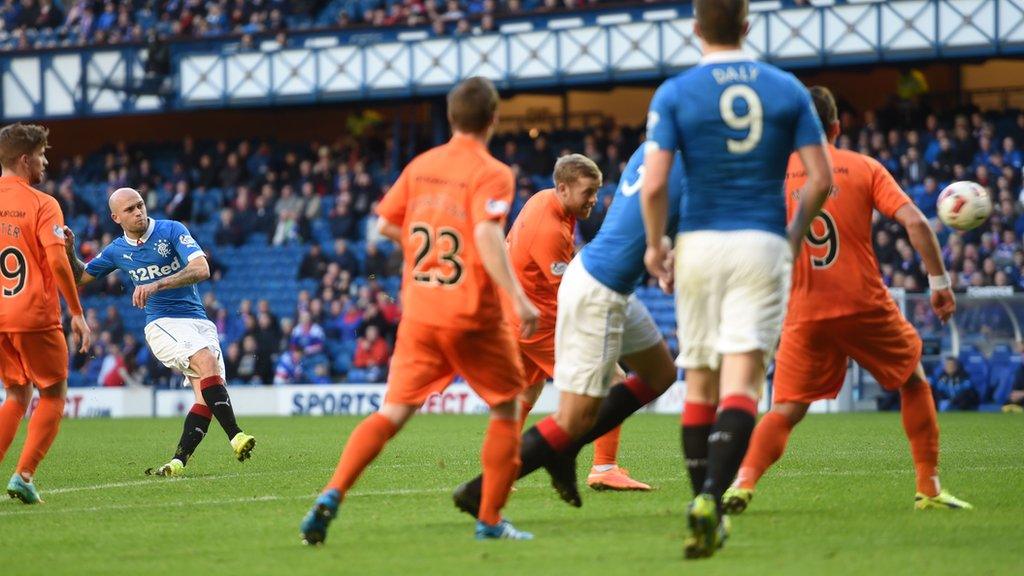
left=50, top=101, right=1024, bottom=393
left=0, top=0, right=829, bottom=51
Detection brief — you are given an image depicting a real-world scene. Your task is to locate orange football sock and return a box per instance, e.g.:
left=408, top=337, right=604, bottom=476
left=735, top=411, right=793, bottom=490
left=900, top=381, right=940, bottom=497
left=15, top=395, right=64, bottom=477
left=325, top=412, right=398, bottom=495
left=478, top=417, right=521, bottom=525
left=0, top=396, right=28, bottom=464
left=517, top=400, right=534, bottom=433
left=592, top=425, right=622, bottom=467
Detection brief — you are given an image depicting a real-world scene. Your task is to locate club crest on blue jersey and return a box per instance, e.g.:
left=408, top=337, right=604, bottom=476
left=155, top=238, right=172, bottom=258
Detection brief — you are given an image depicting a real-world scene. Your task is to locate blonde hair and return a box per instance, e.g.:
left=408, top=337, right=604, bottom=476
left=553, top=153, right=603, bottom=187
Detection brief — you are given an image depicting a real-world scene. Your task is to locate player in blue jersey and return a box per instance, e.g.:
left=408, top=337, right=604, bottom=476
left=65, top=188, right=256, bottom=476
left=453, top=146, right=685, bottom=514
left=639, top=0, right=833, bottom=558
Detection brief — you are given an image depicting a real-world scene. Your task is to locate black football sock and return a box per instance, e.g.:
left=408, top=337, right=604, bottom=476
left=174, top=404, right=212, bottom=465
left=463, top=418, right=570, bottom=497
left=200, top=376, right=242, bottom=439
left=569, top=376, right=662, bottom=454
left=701, top=396, right=758, bottom=507
left=681, top=401, right=717, bottom=496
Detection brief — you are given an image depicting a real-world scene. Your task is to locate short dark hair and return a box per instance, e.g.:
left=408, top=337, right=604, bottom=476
left=694, top=0, right=748, bottom=46
left=447, top=77, right=499, bottom=134
left=0, top=123, right=49, bottom=168
left=809, top=86, right=838, bottom=131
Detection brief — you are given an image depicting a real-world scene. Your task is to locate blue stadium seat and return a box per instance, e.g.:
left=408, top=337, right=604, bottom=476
left=960, top=354, right=991, bottom=401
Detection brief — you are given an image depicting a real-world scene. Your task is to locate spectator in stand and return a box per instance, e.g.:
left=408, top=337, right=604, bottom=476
left=225, top=342, right=242, bottom=384
left=102, top=304, right=125, bottom=341
left=329, top=202, right=358, bottom=240
left=98, top=343, right=140, bottom=387
left=290, top=311, right=325, bottom=355
left=934, top=357, right=980, bottom=411
left=215, top=207, right=246, bottom=247
left=274, top=347, right=305, bottom=385
left=299, top=243, right=330, bottom=280
left=352, top=325, right=389, bottom=383
left=524, top=134, right=556, bottom=176
left=375, top=292, right=401, bottom=325
left=363, top=241, right=388, bottom=278
left=332, top=239, right=359, bottom=276
left=336, top=300, right=363, bottom=343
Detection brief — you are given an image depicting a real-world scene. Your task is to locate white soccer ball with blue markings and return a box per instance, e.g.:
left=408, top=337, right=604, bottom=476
left=937, top=181, right=992, bottom=231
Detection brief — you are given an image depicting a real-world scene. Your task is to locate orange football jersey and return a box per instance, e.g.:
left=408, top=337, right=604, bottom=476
left=506, top=188, right=575, bottom=339
left=0, top=175, right=67, bottom=332
left=377, top=133, right=515, bottom=330
left=784, top=146, right=911, bottom=323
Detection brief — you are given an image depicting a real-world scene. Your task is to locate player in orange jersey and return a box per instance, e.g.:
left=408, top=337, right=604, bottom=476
left=722, top=87, right=972, bottom=513
left=504, top=154, right=651, bottom=491
left=0, top=123, right=92, bottom=504
left=300, top=77, right=539, bottom=544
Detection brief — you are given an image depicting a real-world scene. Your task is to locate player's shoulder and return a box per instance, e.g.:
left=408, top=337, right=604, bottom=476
left=656, top=69, right=701, bottom=100
left=511, top=189, right=549, bottom=226
left=754, top=61, right=801, bottom=86
left=155, top=218, right=193, bottom=237
left=10, top=183, right=57, bottom=212
left=474, top=148, right=514, bottom=180
left=834, top=147, right=881, bottom=174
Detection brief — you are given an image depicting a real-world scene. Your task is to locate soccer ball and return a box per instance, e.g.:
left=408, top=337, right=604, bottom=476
left=937, top=181, right=992, bottom=231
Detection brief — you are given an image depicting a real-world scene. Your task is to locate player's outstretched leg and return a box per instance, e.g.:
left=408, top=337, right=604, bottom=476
left=300, top=408, right=403, bottom=545
left=198, top=375, right=254, bottom=462
left=454, top=375, right=665, bottom=517
left=147, top=403, right=212, bottom=477
left=900, top=372, right=972, bottom=510
left=476, top=402, right=532, bottom=540
left=0, top=384, right=30, bottom=466
left=187, top=349, right=254, bottom=462
left=9, top=384, right=66, bottom=504
left=723, top=403, right=806, bottom=514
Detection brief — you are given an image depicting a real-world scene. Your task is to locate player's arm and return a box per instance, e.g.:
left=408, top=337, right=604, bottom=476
left=133, top=255, right=210, bottom=308
left=377, top=218, right=402, bottom=244
left=787, top=144, right=833, bottom=256
left=787, top=82, right=835, bottom=256
left=641, top=148, right=673, bottom=284
left=42, top=244, right=92, bottom=353
left=62, top=225, right=97, bottom=285
left=640, top=82, right=678, bottom=283
left=894, top=196, right=955, bottom=322
left=527, top=225, right=571, bottom=286
left=377, top=170, right=410, bottom=244
left=473, top=166, right=539, bottom=338
left=29, top=204, right=93, bottom=354
left=476, top=220, right=539, bottom=338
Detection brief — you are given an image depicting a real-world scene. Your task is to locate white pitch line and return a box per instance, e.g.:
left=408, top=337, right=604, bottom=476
left=46, top=461, right=447, bottom=494
left=3, top=464, right=1018, bottom=518
left=0, top=486, right=456, bottom=518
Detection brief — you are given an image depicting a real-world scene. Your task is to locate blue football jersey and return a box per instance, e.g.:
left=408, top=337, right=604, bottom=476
left=581, top=146, right=685, bottom=294
left=646, top=51, right=825, bottom=237
left=86, top=219, right=207, bottom=324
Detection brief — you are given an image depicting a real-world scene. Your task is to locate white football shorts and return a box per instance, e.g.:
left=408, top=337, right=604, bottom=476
left=144, top=317, right=225, bottom=384
left=554, top=257, right=663, bottom=398
left=674, top=230, right=792, bottom=370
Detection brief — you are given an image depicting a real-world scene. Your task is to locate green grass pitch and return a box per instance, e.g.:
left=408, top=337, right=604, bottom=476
left=0, top=413, right=1021, bottom=575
